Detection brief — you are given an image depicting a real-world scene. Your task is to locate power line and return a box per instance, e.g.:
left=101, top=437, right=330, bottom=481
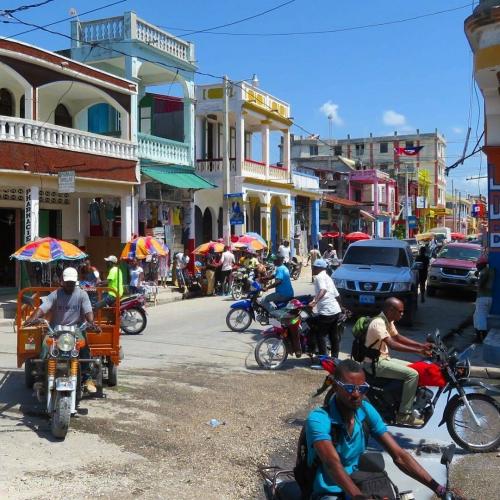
left=164, top=3, right=470, bottom=38
left=162, top=0, right=296, bottom=38
left=0, top=0, right=55, bottom=17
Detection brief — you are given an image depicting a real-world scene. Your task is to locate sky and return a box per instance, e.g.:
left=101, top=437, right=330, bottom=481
left=0, top=0, right=486, bottom=196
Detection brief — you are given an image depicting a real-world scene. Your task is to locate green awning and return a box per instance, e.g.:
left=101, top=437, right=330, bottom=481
left=141, top=165, right=216, bottom=189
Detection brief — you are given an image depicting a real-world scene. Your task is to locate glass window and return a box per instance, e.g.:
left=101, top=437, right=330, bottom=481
left=309, top=145, right=318, bottom=156
left=54, top=104, right=72, bottom=128
left=343, top=246, right=408, bottom=267
left=0, top=88, right=14, bottom=117
left=379, top=142, right=388, bottom=153
left=405, top=140, right=414, bottom=148
left=436, top=246, right=480, bottom=262
left=334, top=145, right=342, bottom=156
left=355, top=143, right=364, bottom=156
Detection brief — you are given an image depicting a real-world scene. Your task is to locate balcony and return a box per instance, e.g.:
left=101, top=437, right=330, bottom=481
left=195, top=158, right=290, bottom=182
left=138, top=133, right=190, bottom=166
left=293, top=171, right=319, bottom=190
left=0, top=116, right=136, bottom=159
left=74, top=13, right=195, bottom=65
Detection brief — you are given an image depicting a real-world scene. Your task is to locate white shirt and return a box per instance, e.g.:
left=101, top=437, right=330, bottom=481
left=314, top=270, right=341, bottom=316
left=278, top=245, right=291, bottom=262
left=176, top=253, right=190, bottom=270
left=129, top=266, right=144, bottom=287
left=221, top=251, right=235, bottom=271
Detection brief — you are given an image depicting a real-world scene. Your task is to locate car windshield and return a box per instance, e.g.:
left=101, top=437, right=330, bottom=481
left=436, top=246, right=480, bottom=262
left=404, top=239, right=417, bottom=246
left=343, top=246, right=408, bottom=267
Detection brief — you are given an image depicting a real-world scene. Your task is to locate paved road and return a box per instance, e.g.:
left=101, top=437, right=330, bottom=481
left=0, top=276, right=492, bottom=498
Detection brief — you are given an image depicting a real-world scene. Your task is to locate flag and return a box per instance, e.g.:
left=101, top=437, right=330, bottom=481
left=394, top=146, right=424, bottom=156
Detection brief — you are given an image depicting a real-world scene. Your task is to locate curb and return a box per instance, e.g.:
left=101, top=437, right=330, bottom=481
left=469, top=366, right=500, bottom=379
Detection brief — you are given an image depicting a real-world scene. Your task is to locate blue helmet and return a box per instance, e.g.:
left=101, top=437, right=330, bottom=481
left=312, top=258, right=328, bottom=269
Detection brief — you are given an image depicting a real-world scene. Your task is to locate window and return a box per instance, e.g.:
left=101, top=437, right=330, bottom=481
left=343, top=246, right=408, bottom=267
left=405, top=140, right=414, bottom=148
left=19, top=95, right=25, bottom=119
left=334, top=145, right=342, bottom=156
left=355, top=143, right=364, bottom=156
left=379, top=142, right=388, bottom=153
left=54, top=104, right=72, bottom=128
left=0, top=88, right=14, bottom=117
left=309, top=145, right=319, bottom=156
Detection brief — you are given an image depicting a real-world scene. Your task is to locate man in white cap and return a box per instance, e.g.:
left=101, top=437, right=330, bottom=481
left=95, top=255, right=124, bottom=308
left=25, top=267, right=98, bottom=393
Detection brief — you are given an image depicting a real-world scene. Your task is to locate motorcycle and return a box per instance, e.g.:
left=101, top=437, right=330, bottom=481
left=120, top=293, right=147, bottom=335
left=27, top=319, right=101, bottom=439
left=230, top=267, right=255, bottom=300
left=315, top=330, right=500, bottom=452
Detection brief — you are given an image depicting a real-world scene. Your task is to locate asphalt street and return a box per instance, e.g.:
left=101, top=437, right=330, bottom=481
left=0, top=274, right=496, bottom=499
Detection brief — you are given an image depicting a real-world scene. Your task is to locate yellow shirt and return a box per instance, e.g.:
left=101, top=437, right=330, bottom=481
left=364, top=313, right=398, bottom=361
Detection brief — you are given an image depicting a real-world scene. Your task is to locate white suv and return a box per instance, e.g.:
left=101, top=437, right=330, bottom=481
left=333, top=239, right=420, bottom=325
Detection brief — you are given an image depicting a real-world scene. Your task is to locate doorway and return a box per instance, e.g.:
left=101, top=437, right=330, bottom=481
left=0, top=209, right=16, bottom=286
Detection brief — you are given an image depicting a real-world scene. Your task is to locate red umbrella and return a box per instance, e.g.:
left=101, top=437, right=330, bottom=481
left=322, top=231, right=343, bottom=238
left=345, top=231, right=371, bottom=242
left=450, top=232, right=466, bottom=240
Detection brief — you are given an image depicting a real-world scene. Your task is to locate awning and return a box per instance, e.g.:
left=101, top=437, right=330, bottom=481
left=360, top=209, right=376, bottom=221
left=141, top=165, right=216, bottom=189
left=323, top=194, right=361, bottom=207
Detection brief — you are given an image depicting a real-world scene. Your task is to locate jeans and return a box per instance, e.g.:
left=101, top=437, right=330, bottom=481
left=308, top=313, right=340, bottom=356
left=473, top=296, right=492, bottom=332
left=261, top=292, right=292, bottom=313
left=94, top=293, right=116, bottom=310
left=365, top=357, right=418, bottom=414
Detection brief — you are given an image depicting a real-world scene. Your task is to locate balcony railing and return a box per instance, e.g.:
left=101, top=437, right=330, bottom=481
left=0, top=116, right=136, bottom=159
left=138, top=133, right=190, bottom=166
left=75, top=12, right=194, bottom=64
left=293, top=171, right=319, bottom=190
left=195, top=158, right=289, bottom=182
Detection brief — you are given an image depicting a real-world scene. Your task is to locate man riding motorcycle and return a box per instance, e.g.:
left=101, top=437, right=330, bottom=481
left=261, top=256, right=294, bottom=313
left=306, top=359, right=463, bottom=499
left=363, top=297, right=432, bottom=426
left=25, top=267, right=98, bottom=393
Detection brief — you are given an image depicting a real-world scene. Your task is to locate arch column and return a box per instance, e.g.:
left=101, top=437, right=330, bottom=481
left=124, top=56, right=142, bottom=142
left=261, top=192, right=272, bottom=245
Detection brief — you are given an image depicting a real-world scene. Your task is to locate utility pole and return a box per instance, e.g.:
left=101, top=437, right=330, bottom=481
left=222, top=75, right=231, bottom=245
left=405, top=165, right=410, bottom=239
left=458, top=191, right=462, bottom=233
left=452, top=180, right=456, bottom=232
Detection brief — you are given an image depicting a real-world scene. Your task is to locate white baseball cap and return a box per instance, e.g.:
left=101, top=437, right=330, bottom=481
left=104, top=255, right=118, bottom=263
left=62, top=267, right=78, bottom=282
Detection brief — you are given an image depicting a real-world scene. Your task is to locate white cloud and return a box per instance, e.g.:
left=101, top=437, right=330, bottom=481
left=452, top=126, right=463, bottom=134
left=319, top=100, right=343, bottom=126
left=382, top=110, right=406, bottom=127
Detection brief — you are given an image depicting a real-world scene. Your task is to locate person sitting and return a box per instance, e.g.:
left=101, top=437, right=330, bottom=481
left=363, top=297, right=432, bottom=426
left=79, top=258, right=100, bottom=287
left=305, top=359, right=460, bottom=500
left=261, top=256, right=294, bottom=312
left=25, top=267, right=98, bottom=393
left=94, top=255, right=124, bottom=309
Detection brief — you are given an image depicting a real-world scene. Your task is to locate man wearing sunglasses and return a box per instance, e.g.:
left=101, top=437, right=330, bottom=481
left=364, top=297, right=432, bottom=426
left=305, top=359, right=457, bottom=499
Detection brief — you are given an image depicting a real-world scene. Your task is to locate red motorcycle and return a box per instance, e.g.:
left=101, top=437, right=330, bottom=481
left=315, top=330, right=500, bottom=452
left=120, top=294, right=147, bottom=335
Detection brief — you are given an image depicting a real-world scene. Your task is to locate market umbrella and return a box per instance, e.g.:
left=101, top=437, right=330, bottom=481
left=415, top=232, right=435, bottom=242
left=344, top=231, right=371, bottom=242
left=11, top=237, right=87, bottom=263
left=322, top=231, right=343, bottom=239
left=121, top=236, right=168, bottom=260
left=242, top=232, right=267, bottom=246
left=450, top=232, right=466, bottom=240
left=193, top=241, right=225, bottom=255
left=233, top=239, right=267, bottom=251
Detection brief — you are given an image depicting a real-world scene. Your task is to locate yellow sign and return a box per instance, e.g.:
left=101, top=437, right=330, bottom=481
left=431, top=208, right=446, bottom=216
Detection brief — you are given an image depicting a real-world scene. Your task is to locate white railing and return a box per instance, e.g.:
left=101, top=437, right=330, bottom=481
left=138, top=133, right=190, bottom=165
left=0, top=116, right=136, bottom=159
left=242, top=159, right=266, bottom=179
left=293, top=171, right=319, bottom=189
left=195, top=158, right=236, bottom=174
left=270, top=165, right=290, bottom=182
left=76, top=13, right=194, bottom=64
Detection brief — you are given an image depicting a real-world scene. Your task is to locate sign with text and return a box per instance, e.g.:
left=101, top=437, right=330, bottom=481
left=408, top=216, right=417, bottom=229
left=58, top=170, right=75, bottom=193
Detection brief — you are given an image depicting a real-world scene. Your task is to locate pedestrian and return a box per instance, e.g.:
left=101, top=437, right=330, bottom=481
left=205, top=247, right=220, bottom=296
left=158, top=253, right=169, bottom=288
left=415, top=246, right=430, bottom=302
left=306, top=244, right=321, bottom=282
left=473, top=255, right=495, bottom=343
left=128, top=258, right=144, bottom=295
left=175, top=250, right=190, bottom=290
left=220, top=245, right=235, bottom=295
left=277, top=240, right=291, bottom=263
left=308, top=259, right=343, bottom=357
left=79, top=258, right=100, bottom=286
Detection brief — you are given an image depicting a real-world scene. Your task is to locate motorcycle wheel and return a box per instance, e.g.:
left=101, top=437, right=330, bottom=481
left=255, top=335, right=288, bottom=370
left=231, top=283, right=243, bottom=301
left=121, top=307, right=147, bottom=335
left=51, top=394, right=71, bottom=440
left=107, top=358, right=118, bottom=387
left=24, top=359, right=35, bottom=389
left=226, top=308, right=252, bottom=332
left=446, top=393, right=500, bottom=452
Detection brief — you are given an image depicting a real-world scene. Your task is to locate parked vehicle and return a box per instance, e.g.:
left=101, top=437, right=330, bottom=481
left=315, top=330, right=500, bottom=452
left=332, top=239, right=420, bottom=325
left=120, top=293, right=147, bottom=334
left=427, top=243, right=481, bottom=297
left=231, top=267, right=254, bottom=300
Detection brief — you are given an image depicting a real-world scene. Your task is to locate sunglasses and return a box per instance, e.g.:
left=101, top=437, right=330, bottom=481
left=336, top=380, right=370, bottom=395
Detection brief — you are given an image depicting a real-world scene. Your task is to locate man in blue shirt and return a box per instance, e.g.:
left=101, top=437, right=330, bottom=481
left=306, top=359, right=453, bottom=499
left=261, top=256, right=294, bottom=312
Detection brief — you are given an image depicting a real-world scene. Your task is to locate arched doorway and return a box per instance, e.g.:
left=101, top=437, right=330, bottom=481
left=194, top=206, right=203, bottom=246
left=54, top=104, right=72, bottom=128
left=203, top=208, right=213, bottom=242
left=0, top=88, right=14, bottom=116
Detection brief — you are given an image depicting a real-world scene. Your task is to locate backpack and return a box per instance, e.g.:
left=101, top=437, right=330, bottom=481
left=293, top=407, right=369, bottom=500
left=351, top=316, right=380, bottom=364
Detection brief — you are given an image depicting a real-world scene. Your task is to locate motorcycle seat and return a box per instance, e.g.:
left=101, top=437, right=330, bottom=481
left=364, top=371, right=403, bottom=392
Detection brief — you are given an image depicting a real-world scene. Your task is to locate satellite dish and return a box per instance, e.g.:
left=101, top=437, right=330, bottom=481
left=69, top=8, right=78, bottom=17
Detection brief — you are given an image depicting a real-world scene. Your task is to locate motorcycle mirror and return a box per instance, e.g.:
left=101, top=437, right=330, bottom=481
left=440, top=444, right=456, bottom=466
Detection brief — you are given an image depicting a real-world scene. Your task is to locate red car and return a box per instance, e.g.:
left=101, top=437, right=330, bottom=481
left=427, top=243, right=482, bottom=297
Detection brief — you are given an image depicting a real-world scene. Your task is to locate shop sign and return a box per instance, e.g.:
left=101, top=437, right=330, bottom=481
left=224, top=193, right=244, bottom=225
left=408, top=216, right=417, bottom=229
left=58, top=170, right=75, bottom=193
left=25, top=188, right=32, bottom=243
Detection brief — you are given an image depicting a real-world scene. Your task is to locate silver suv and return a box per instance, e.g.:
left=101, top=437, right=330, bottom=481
left=333, top=239, right=420, bottom=325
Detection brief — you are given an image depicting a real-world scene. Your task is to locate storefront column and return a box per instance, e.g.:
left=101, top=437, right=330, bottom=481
left=195, top=115, right=205, bottom=160
left=24, top=186, right=39, bottom=243
left=121, top=194, right=132, bottom=243
left=235, top=111, right=245, bottom=177
left=311, top=199, right=320, bottom=247
left=281, top=205, right=292, bottom=254
left=282, top=128, right=291, bottom=177
left=184, top=81, right=196, bottom=166
left=261, top=204, right=271, bottom=246
left=124, top=55, right=141, bottom=142
left=290, top=196, right=296, bottom=257
left=132, top=193, right=139, bottom=237
left=185, top=199, right=195, bottom=272
left=261, top=121, right=270, bottom=179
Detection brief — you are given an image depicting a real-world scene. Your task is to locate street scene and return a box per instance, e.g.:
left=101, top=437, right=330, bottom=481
left=1, top=1, right=500, bottom=500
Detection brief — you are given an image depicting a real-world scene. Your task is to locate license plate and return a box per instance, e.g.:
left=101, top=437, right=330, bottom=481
left=55, top=378, right=75, bottom=391
left=359, top=294, right=375, bottom=304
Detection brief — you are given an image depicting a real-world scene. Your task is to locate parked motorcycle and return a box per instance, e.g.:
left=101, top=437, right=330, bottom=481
left=231, top=267, right=255, bottom=300
left=120, top=293, right=147, bottom=335
left=27, top=320, right=101, bottom=439
left=315, top=330, right=500, bottom=452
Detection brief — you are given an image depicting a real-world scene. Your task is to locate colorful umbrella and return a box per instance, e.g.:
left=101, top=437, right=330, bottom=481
left=450, top=232, right=466, bottom=240
left=233, top=239, right=266, bottom=251
left=242, top=232, right=267, bottom=245
left=344, top=231, right=371, bottom=242
left=11, top=238, right=87, bottom=263
left=322, top=231, right=343, bottom=239
left=193, top=241, right=225, bottom=255
left=121, top=236, right=168, bottom=260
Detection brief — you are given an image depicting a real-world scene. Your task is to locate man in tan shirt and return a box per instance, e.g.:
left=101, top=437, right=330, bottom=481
left=364, top=297, right=432, bottom=426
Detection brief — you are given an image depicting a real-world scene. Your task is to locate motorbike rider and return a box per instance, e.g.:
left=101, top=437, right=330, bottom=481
left=308, top=259, right=343, bottom=357
left=94, top=255, right=124, bottom=309
left=306, top=359, right=463, bottom=500
left=261, top=255, right=294, bottom=313
left=25, top=267, right=98, bottom=393
left=364, top=297, right=432, bottom=426
left=322, top=243, right=337, bottom=261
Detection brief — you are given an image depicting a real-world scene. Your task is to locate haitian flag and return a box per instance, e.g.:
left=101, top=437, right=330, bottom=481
left=394, top=146, right=424, bottom=156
